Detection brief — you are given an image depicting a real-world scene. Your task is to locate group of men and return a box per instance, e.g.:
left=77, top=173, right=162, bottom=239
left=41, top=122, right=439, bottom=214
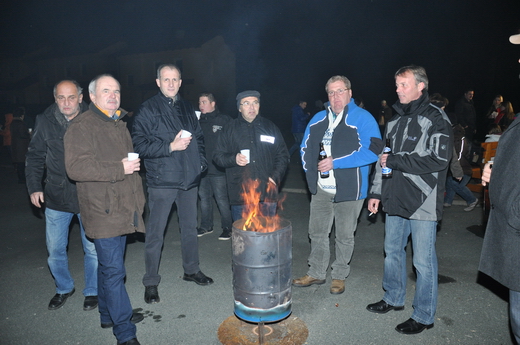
left=24, top=53, right=520, bottom=343
left=25, top=64, right=290, bottom=345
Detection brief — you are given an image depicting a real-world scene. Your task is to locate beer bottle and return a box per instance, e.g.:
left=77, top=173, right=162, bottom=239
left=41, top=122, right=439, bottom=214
left=319, top=142, right=329, bottom=179
left=382, top=139, right=393, bottom=179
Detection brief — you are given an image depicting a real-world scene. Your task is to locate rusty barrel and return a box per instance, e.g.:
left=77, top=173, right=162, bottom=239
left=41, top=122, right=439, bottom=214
left=232, top=218, right=292, bottom=323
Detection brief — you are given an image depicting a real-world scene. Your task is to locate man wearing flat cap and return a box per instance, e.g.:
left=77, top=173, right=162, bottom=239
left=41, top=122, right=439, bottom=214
left=213, top=90, right=289, bottom=223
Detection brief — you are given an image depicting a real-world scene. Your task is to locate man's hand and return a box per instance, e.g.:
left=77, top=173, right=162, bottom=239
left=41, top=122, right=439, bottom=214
left=318, top=156, right=333, bottom=173
left=169, top=131, right=192, bottom=152
left=30, top=192, right=44, bottom=208
left=367, top=198, right=380, bottom=214
left=380, top=153, right=388, bottom=168
left=122, top=157, right=140, bottom=175
left=236, top=153, right=248, bottom=166
left=481, top=162, right=492, bottom=186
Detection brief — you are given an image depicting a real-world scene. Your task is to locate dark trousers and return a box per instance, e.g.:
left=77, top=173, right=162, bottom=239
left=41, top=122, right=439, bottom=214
left=198, top=174, right=232, bottom=231
left=94, top=236, right=136, bottom=344
left=143, top=187, right=200, bottom=287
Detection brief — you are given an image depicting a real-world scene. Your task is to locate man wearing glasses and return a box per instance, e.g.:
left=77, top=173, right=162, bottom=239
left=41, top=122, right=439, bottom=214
left=293, top=75, right=382, bottom=295
left=213, top=90, right=289, bottom=222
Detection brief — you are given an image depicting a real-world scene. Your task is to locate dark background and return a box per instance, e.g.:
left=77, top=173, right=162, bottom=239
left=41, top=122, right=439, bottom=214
left=1, top=0, right=520, bottom=137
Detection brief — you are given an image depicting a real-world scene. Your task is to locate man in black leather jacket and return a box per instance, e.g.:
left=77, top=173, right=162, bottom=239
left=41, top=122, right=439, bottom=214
left=25, top=80, right=98, bottom=312
left=132, top=64, right=212, bottom=305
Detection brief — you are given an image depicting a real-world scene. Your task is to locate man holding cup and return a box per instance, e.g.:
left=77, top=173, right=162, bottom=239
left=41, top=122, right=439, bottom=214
left=213, top=90, right=289, bottom=221
left=132, top=64, right=212, bottom=306
left=64, top=74, right=145, bottom=345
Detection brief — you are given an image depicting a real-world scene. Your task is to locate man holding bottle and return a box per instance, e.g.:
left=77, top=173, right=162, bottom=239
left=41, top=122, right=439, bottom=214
left=366, top=66, right=452, bottom=335
left=293, top=75, right=382, bottom=295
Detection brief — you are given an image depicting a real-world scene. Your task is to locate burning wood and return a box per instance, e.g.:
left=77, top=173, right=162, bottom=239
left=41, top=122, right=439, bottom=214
left=240, top=178, right=285, bottom=233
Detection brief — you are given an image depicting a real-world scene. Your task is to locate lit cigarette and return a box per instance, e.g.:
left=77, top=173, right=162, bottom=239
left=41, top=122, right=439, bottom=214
left=369, top=212, right=374, bottom=217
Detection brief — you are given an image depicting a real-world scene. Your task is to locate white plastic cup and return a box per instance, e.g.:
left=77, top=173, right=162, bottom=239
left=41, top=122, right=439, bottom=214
left=128, top=152, right=139, bottom=161
left=240, top=149, right=250, bottom=164
left=181, top=130, right=192, bottom=138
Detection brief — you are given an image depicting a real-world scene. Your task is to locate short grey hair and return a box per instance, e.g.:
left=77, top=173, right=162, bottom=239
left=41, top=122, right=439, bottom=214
left=395, top=65, right=429, bottom=91
left=88, top=74, right=120, bottom=94
left=53, top=80, right=83, bottom=97
left=156, top=64, right=182, bottom=80
left=325, top=75, right=351, bottom=92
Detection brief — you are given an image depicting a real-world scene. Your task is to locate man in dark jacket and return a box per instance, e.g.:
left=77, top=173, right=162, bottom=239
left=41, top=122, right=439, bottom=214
left=64, top=75, right=145, bottom=345
left=213, top=90, right=289, bottom=221
left=455, top=89, right=476, bottom=142
left=366, top=66, right=452, bottom=335
left=25, top=80, right=98, bottom=311
left=288, top=101, right=309, bottom=158
left=197, top=93, right=233, bottom=240
left=479, top=32, right=520, bottom=345
left=132, top=64, right=213, bottom=306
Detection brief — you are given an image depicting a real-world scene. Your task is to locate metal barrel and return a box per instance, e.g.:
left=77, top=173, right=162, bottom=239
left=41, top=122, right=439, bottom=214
left=232, top=218, right=292, bottom=323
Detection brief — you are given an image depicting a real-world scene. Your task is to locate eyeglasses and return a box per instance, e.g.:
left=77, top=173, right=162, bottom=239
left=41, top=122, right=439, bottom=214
left=240, top=101, right=260, bottom=107
left=327, top=88, right=349, bottom=97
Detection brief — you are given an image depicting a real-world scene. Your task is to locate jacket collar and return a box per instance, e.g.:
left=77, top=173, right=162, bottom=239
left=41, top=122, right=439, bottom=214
left=393, top=91, right=430, bottom=116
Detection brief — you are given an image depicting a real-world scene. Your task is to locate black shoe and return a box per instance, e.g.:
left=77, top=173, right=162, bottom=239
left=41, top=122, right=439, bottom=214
left=197, top=227, right=213, bottom=237
left=218, top=228, right=232, bottom=240
left=144, top=285, right=160, bottom=304
left=366, top=300, right=404, bottom=314
left=183, top=271, right=214, bottom=285
left=101, top=312, right=144, bottom=329
left=48, top=288, right=75, bottom=310
left=395, top=318, right=434, bottom=334
left=83, top=295, right=98, bottom=311
left=117, top=338, right=141, bottom=345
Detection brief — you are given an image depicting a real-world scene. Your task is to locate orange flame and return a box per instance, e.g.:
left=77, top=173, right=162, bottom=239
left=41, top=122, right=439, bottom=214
left=240, top=178, right=286, bottom=232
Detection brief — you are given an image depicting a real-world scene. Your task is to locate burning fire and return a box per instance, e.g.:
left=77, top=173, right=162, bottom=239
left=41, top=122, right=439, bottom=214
left=240, top=178, right=285, bottom=233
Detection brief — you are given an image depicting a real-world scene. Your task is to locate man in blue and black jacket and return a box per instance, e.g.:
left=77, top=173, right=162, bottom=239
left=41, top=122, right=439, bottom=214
left=292, top=75, right=382, bottom=295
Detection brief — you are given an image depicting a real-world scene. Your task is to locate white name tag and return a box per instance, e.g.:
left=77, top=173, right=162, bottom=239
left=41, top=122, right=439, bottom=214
left=260, top=135, right=275, bottom=144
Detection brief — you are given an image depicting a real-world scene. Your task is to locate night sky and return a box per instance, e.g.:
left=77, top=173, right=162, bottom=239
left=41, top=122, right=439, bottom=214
left=2, top=0, right=520, bottom=130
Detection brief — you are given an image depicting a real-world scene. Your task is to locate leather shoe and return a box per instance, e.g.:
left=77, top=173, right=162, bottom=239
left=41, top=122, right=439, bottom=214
left=292, top=275, right=326, bottom=287
left=330, top=279, right=345, bottom=294
left=48, top=288, right=75, bottom=310
left=183, top=271, right=214, bottom=285
left=366, top=300, right=404, bottom=314
left=395, top=318, right=434, bottom=334
left=144, top=285, right=160, bottom=304
left=117, top=338, right=141, bottom=345
left=83, top=296, right=98, bottom=311
left=101, top=312, right=144, bottom=329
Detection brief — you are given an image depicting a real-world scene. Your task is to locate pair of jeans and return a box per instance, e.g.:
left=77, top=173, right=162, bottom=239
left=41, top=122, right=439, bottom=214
left=383, top=215, right=438, bottom=325
left=307, top=187, right=364, bottom=280
left=444, top=174, right=477, bottom=205
left=231, top=202, right=277, bottom=223
left=510, top=289, right=520, bottom=344
left=198, top=175, right=232, bottom=231
left=288, top=132, right=304, bottom=157
left=45, top=208, right=97, bottom=296
left=143, top=187, right=200, bottom=287
left=94, top=236, right=136, bottom=344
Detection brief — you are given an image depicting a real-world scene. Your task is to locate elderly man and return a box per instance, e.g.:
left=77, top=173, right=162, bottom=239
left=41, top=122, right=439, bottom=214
left=213, top=91, right=289, bottom=221
left=292, top=76, right=381, bottom=295
left=26, top=80, right=98, bottom=311
left=132, top=64, right=212, bottom=306
left=197, top=93, right=233, bottom=240
left=366, top=66, right=452, bottom=335
left=64, top=74, right=145, bottom=345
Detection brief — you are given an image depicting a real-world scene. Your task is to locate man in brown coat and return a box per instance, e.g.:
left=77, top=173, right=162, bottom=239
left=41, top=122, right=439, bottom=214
left=64, top=74, right=145, bottom=345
